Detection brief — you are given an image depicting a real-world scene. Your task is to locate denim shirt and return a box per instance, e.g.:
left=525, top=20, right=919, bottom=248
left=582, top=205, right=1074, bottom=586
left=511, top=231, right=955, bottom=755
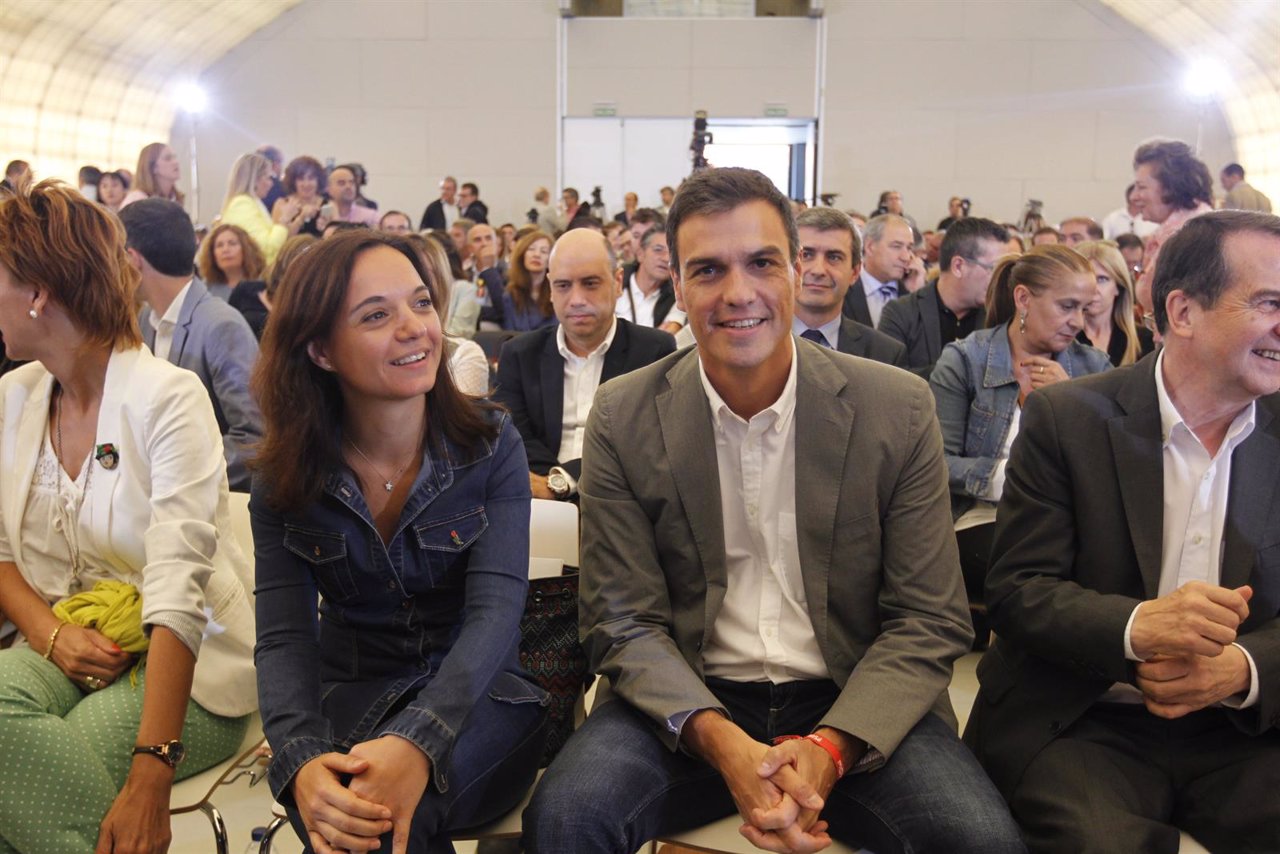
left=252, top=413, right=545, bottom=800
left=929, top=323, right=1111, bottom=518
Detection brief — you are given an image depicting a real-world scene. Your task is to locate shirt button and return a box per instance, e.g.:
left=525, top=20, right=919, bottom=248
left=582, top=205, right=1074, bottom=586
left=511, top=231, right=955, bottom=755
left=400, top=599, right=411, bottom=610
left=1193, top=534, right=1204, bottom=545
left=387, top=580, right=397, bottom=590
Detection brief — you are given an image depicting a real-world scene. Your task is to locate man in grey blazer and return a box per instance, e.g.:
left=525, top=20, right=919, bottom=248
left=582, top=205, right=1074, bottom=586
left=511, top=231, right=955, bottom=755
left=120, top=199, right=262, bottom=492
left=966, top=211, right=1280, bottom=852
left=524, top=168, right=1022, bottom=854
left=878, top=217, right=1008, bottom=377
left=793, top=207, right=908, bottom=368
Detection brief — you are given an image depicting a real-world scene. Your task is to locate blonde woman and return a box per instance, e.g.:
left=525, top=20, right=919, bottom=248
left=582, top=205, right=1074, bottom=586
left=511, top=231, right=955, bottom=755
left=1074, top=240, right=1154, bottom=367
left=219, top=153, right=303, bottom=267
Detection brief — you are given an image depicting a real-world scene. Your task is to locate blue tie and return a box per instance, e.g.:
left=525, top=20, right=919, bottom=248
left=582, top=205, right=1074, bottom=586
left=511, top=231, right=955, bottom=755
left=878, top=284, right=898, bottom=301
left=800, top=329, right=831, bottom=348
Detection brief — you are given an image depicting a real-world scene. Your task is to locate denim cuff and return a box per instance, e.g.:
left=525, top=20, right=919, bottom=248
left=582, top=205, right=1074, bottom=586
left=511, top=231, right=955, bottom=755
left=267, top=735, right=335, bottom=802
left=376, top=706, right=454, bottom=792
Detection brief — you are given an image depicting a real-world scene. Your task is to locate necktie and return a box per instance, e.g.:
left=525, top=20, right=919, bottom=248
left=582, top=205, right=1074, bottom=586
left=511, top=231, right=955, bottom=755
left=800, top=328, right=830, bottom=348
left=878, top=284, right=898, bottom=301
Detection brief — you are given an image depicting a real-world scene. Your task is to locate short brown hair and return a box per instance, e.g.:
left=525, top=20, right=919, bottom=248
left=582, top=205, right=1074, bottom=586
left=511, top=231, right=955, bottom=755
left=1133, top=139, right=1213, bottom=211
left=0, top=180, right=141, bottom=349
left=666, top=167, right=797, bottom=274
left=282, top=155, right=325, bottom=196
left=252, top=231, right=499, bottom=510
left=197, top=223, right=266, bottom=284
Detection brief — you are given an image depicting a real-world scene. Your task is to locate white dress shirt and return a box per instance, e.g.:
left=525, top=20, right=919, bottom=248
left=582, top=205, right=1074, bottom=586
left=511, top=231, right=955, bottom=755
left=860, top=270, right=898, bottom=328
left=442, top=201, right=460, bottom=228
left=556, top=316, right=618, bottom=463
left=615, top=270, right=687, bottom=329
left=791, top=315, right=842, bottom=350
left=148, top=279, right=192, bottom=362
left=698, top=339, right=829, bottom=683
left=1108, top=350, right=1260, bottom=706
left=1101, top=207, right=1159, bottom=240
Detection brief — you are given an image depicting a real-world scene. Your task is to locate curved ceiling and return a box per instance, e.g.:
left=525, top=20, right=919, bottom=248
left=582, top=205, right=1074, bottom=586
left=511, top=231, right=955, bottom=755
left=0, top=0, right=300, bottom=180
left=1100, top=0, right=1280, bottom=198
left=1, top=0, right=1277, bottom=200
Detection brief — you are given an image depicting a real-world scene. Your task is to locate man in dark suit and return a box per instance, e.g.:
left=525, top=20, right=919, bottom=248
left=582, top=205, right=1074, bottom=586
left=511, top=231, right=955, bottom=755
left=794, top=207, right=907, bottom=368
left=458, top=181, right=489, bottom=224
left=524, top=167, right=1021, bottom=854
left=419, top=174, right=459, bottom=230
left=879, top=217, right=1008, bottom=376
left=120, top=199, right=262, bottom=492
left=966, top=211, right=1280, bottom=853
left=841, top=213, right=916, bottom=327
left=493, top=228, right=675, bottom=501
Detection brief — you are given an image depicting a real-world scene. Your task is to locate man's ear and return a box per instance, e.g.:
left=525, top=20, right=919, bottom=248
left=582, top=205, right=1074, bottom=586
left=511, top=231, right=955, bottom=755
left=1163, top=290, right=1196, bottom=340
left=124, top=246, right=145, bottom=273
left=673, top=273, right=686, bottom=312
left=307, top=340, right=335, bottom=372
left=612, top=265, right=624, bottom=300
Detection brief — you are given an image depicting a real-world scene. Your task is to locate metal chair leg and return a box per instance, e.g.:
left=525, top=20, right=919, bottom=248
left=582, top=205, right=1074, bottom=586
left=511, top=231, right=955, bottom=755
left=198, top=801, right=230, bottom=854
left=260, top=816, right=289, bottom=854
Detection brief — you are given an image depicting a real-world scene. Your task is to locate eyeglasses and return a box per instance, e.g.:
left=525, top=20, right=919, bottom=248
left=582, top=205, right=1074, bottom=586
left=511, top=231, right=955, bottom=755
left=963, top=257, right=996, bottom=273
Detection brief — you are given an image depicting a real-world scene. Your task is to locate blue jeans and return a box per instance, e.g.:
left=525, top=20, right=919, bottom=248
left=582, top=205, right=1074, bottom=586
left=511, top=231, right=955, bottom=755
left=524, top=678, right=1024, bottom=854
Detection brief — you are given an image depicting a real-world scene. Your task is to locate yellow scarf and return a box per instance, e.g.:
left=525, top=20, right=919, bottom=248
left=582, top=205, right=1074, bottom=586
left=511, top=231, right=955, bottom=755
left=53, top=580, right=149, bottom=654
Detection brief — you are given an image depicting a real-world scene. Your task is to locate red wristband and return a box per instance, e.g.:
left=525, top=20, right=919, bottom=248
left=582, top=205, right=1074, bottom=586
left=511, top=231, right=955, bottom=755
left=771, top=733, right=846, bottom=777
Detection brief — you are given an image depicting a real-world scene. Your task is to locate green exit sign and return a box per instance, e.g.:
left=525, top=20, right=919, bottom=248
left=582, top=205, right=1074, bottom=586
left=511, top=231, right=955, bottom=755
left=764, top=104, right=788, bottom=117
left=592, top=103, right=617, bottom=117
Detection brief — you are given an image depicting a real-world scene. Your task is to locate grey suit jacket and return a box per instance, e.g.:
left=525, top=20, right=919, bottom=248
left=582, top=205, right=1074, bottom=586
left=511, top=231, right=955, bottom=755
left=836, top=317, right=908, bottom=368
left=964, top=355, right=1280, bottom=799
left=878, top=281, right=985, bottom=378
left=141, top=279, right=262, bottom=492
left=579, top=339, right=972, bottom=760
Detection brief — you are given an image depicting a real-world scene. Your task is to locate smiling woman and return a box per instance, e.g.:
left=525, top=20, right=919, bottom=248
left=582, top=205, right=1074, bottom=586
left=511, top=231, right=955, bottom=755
left=249, top=231, right=549, bottom=854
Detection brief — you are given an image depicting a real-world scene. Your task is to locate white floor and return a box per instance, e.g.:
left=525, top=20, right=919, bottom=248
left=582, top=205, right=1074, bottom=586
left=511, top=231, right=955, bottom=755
left=169, top=656, right=984, bottom=853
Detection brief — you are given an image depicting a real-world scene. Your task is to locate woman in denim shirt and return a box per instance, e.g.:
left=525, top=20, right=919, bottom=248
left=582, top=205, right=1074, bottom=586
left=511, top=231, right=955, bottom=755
left=251, top=231, right=548, bottom=854
left=929, top=245, right=1110, bottom=630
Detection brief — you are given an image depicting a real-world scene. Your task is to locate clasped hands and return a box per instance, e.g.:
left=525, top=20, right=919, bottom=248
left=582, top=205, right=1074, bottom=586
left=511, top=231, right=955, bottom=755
left=1130, top=581, right=1254, bottom=718
left=686, top=710, right=861, bottom=853
left=293, top=735, right=430, bottom=854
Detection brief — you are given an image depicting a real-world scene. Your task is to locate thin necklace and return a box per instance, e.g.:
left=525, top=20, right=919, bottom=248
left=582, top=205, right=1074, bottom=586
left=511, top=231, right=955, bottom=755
left=53, top=384, right=93, bottom=577
left=346, top=437, right=417, bottom=493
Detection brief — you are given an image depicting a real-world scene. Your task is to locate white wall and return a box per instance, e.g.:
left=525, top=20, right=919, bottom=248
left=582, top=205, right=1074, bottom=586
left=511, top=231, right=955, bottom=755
left=180, top=0, right=1234, bottom=232
left=820, top=0, right=1234, bottom=228
left=179, top=0, right=559, bottom=227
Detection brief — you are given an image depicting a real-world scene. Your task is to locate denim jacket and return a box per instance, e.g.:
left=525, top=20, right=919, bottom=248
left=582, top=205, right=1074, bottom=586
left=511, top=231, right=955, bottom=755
left=252, top=412, right=547, bottom=800
left=929, top=323, right=1111, bottom=518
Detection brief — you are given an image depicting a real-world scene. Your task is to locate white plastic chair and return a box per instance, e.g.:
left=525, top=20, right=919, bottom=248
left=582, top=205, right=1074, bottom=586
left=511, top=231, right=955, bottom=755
left=169, top=711, right=267, bottom=854
left=529, top=498, right=578, bottom=576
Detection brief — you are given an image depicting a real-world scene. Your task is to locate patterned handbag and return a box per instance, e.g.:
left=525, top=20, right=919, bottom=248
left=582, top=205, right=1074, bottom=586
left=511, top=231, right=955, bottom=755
left=519, top=571, right=590, bottom=766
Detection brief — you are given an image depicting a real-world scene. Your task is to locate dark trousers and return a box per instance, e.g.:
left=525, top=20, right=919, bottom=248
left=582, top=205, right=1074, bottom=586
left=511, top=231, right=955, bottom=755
left=524, top=678, right=1024, bottom=854
left=956, top=522, right=995, bottom=646
left=1012, top=703, right=1280, bottom=854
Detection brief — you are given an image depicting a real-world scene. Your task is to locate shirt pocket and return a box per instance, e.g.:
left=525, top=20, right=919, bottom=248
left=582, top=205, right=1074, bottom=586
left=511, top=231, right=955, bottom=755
left=283, top=525, right=359, bottom=603
left=411, top=506, right=489, bottom=583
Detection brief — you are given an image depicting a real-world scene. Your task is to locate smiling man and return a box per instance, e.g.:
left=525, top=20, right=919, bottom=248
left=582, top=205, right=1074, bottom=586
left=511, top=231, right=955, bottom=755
left=524, top=168, right=1022, bottom=854
left=967, top=210, right=1280, bottom=853
left=492, top=229, right=674, bottom=501
left=793, top=207, right=906, bottom=367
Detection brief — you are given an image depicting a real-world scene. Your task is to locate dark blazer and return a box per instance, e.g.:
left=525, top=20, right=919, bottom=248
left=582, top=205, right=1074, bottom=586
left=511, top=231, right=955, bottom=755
left=964, top=354, right=1280, bottom=800
left=579, top=341, right=972, bottom=757
left=836, top=317, right=908, bottom=368
left=462, top=200, right=489, bottom=224
left=878, top=281, right=985, bottom=377
left=841, top=285, right=873, bottom=327
left=620, top=263, right=677, bottom=327
left=492, top=318, right=676, bottom=478
left=419, top=199, right=447, bottom=230
left=139, top=279, right=263, bottom=492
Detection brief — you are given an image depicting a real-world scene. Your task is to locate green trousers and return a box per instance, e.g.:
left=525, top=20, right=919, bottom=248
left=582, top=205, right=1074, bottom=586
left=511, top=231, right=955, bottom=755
left=0, top=648, right=248, bottom=853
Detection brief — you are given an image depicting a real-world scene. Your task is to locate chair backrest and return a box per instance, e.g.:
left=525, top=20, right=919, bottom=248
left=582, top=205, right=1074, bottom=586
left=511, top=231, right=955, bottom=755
left=529, top=498, right=578, bottom=576
left=227, top=491, right=254, bottom=558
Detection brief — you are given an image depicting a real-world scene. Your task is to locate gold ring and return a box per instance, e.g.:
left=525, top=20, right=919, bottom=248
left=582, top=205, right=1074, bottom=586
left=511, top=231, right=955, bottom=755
left=1037, top=365, right=1044, bottom=374
left=85, top=676, right=104, bottom=690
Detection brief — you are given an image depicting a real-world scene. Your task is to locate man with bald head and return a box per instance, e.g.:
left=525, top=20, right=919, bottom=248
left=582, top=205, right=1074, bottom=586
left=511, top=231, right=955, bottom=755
left=493, top=229, right=676, bottom=500
left=326, top=165, right=379, bottom=226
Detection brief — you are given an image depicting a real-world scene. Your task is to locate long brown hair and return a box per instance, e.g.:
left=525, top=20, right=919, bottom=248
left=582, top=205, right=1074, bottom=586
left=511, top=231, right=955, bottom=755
left=252, top=231, right=500, bottom=511
left=505, top=229, right=554, bottom=317
left=985, top=244, right=1092, bottom=329
left=0, top=180, right=141, bottom=349
left=197, top=223, right=266, bottom=284
left=133, top=142, right=185, bottom=205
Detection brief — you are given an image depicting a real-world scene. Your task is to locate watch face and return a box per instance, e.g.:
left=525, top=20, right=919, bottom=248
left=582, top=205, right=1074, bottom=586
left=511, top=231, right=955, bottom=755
left=548, top=473, right=568, bottom=492
left=166, top=741, right=187, bottom=765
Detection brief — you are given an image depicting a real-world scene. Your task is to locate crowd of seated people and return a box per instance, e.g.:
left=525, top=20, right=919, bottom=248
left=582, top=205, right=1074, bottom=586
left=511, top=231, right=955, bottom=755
left=0, top=133, right=1276, bottom=854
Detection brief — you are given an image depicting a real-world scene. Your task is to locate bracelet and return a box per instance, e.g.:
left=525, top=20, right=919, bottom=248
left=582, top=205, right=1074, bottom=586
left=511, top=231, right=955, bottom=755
left=772, top=733, right=846, bottom=778
left=44, top=621, right=68, bottom=661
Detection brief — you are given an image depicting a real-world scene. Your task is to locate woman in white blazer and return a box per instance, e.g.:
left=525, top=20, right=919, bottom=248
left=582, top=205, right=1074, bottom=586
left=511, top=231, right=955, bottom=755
left=0, top=181, right=256, bottom=853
